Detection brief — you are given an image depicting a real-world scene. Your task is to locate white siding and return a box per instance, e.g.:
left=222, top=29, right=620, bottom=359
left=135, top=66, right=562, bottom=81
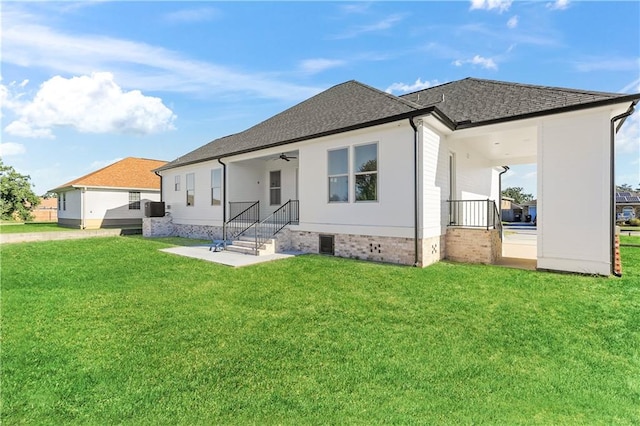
left=298, top=122, right=415, bottom=237
left=161, top=161, right=224, bottom=226
left=84, top=189, right=159, bottom=220
left=537, top=110, right=611, bottom=275
left=421, top=124, right=449, bottom=238
left=57, top=189, right=82, bottom=219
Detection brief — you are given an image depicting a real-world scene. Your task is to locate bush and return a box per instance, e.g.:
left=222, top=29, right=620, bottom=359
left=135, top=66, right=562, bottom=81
left=628, top=218, right=640, bottom=226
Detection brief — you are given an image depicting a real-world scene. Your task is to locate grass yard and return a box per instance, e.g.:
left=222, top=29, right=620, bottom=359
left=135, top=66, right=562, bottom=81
left=0, top=222, right=72, bottom=234
left=2, top=237, right=639, bottom=424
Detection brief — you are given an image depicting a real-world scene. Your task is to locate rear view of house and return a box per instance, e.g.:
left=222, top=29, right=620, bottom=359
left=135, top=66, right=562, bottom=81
left=148, top=77, right=639, bottom=276
left=51, top=157, right=166, bottom=229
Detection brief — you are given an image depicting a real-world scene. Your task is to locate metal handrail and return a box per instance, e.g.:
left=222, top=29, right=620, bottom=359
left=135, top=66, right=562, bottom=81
left=247, top=200, right=299, bottom=254
left=224, top=201, right=259, bottom=241
left=447, top=199, right=502, bottom=236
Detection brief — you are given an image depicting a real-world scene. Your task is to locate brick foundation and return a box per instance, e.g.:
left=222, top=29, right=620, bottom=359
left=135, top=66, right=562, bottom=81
left=279, top=230, right=416, bottom=265
left=445, top=228, right=502, bottom=264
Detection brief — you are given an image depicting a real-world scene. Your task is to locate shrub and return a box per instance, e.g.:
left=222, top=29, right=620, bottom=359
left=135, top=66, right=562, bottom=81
left=628, top=218, right=640, bottom=226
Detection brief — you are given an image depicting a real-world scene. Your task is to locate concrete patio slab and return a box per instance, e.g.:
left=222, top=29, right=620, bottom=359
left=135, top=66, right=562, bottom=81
left=160, top=245, right=303, bottom=267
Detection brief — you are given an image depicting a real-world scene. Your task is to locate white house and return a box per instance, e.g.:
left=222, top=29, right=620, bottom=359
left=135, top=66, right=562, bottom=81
left=148, top=78, right=639, bottom=276
left=52, top=157, right=167, bottom=229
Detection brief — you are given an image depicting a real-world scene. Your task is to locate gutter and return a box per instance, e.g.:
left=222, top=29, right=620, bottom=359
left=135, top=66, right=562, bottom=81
left=409, top=117, right=419, bottom=267
left=609, top=101, right=638, bottom=277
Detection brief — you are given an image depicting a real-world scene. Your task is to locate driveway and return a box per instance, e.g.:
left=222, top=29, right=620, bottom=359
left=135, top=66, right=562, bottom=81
left=503, top=224, right=537, bottom=260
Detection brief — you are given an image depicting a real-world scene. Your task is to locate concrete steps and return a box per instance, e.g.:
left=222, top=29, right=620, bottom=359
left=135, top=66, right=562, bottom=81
left=225, top=236, right=275, bottom=256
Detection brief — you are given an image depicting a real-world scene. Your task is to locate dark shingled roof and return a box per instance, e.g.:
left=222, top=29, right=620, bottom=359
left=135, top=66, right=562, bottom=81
left=158, top=77, right=638, bottom=171
left=400, top=78, right=634, bottom=126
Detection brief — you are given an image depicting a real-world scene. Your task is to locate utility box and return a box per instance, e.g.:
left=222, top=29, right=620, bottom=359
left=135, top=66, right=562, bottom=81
left=145, top=201, right=165, bottom=218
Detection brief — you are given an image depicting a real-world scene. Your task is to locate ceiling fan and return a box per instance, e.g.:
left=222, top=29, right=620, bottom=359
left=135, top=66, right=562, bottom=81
left=278, top=153, right=297, bottom=162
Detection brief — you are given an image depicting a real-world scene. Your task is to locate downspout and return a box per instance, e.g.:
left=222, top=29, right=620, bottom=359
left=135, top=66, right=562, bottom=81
left=409, top=117, right=419, bottom=267
left=81, top=187, right=86, bottom=230
left=610, top=102, right=637, bottom=277
left=154, top=171, right=163, bottom=202
left=218, top=158, right=227, bottom=242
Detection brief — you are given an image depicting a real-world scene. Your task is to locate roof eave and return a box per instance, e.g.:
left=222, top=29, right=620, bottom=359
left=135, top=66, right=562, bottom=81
left=454, top=94, right=640, bottom=130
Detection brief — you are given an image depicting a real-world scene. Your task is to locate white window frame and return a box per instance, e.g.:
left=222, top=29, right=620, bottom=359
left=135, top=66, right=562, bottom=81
left=175, top=175, right=181, bottom=191
left=186, top=173, right=195, bottom=206
left=327, top=147, right=349, bottom=203
left=211, top=169, right=222, bottom=206
left=128, top=191, right=141, bottom=210
left=353, top=142, right=378, bottom=203
left=270, top=170, right=281, bottom=206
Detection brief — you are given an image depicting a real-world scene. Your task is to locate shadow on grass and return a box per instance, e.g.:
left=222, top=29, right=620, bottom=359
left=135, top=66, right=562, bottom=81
left=125, top=235, right=211, bottom=247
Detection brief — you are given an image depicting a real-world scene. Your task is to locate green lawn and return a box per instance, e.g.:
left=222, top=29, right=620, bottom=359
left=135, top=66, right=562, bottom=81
left=2, top=237, right=639, bottom=424
left=620, top=234, right=640, bottom=246
left=0, top=222, right=72, bottom=234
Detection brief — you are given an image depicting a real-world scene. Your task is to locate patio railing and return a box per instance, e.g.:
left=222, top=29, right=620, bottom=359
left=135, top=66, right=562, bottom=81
left=447, top=199, right=503, bottom=239
left=224, top=201, right=259, bottom=241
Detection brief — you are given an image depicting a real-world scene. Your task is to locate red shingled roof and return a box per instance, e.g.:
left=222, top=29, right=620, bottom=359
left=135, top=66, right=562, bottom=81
left=53, top=157, right=167, bottom=191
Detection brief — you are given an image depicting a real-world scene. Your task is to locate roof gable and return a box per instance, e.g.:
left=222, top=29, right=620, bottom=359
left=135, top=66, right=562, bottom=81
left=160, top=81, right=423, bottom=170
left=53, top=157, right=167, bottom=191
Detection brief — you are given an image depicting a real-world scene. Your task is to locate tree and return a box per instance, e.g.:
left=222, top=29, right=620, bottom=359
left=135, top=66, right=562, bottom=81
left=0, top=159, right=40, bottom=221
left=502, top=187, right=533, bottom=204
left=616, top=183, right=634, bottom=192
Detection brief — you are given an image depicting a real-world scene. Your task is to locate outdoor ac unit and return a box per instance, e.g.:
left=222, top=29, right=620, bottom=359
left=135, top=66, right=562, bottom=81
left=145, top=202, right=165, bottom=217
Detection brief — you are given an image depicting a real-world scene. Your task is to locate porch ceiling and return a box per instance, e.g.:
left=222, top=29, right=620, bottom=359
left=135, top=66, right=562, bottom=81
left=451, top=125, right=537, bottom=166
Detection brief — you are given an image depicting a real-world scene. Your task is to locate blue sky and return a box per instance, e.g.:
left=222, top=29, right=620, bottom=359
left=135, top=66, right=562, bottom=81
left=1, top=0, right=639, bottom=197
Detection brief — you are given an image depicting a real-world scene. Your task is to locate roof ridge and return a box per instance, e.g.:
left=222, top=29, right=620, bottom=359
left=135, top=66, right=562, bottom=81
left=54, top=157, right=166, bottom=190
left=462, top=77, right=626, bottom=97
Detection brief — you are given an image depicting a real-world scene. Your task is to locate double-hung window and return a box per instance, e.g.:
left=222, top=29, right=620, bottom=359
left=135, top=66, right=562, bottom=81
left=270, top=171, right=281, bottom=205
left=354, top=143, right=378, bottom=202
left=174, top=175, right=181, bottom=191
left=328, top=148, right=348, bottom=202
left=186, top=173, right=195, bottom=206
left=128, top=191, right=141, bottom=210
left=211, top=169, right=221, bottom=206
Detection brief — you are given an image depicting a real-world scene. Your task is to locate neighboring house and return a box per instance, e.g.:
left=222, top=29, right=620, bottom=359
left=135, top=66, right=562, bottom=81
left=149, top=77, right=639, bottom=276
left=501, top=197, right=523, bottom=222
left=521, top=200, right=537, bottom=223
left=616, top=192, right=640, bottom=221
left=51, top=157, right=167, bottom=229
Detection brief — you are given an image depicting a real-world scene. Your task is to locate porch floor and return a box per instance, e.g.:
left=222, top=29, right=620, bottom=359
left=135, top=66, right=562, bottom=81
left=160, top=245, right=303, bottom=267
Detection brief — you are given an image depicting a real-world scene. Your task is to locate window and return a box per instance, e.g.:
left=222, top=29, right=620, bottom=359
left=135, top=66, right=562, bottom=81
left=186, top=173, right=195, bottom=206
left=270, top=170, right=281, bottom=205
left=129, top=191, right=141, bottom=210
left=211, top=169, right=221, bottom=206
left=59, top=192, right=66, bottom=211
left=174, top=175, right=181, bottom=191
left=354, top=143, right=378, bottom=202
left=328, top=148, right=348, bottom=202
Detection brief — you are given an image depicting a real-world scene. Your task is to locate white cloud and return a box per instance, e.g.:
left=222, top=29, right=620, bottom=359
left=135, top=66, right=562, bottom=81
left=620, top=77, right=640, bottom=94
left=547, top=0, right=570, bottom=11
left=163, top=7, right=219, bottom=23
left=453, top=55, right=498, bottom=70
left=1, top=5, right=321, bottom=102
left=507, top=15, right=519, bottom=29
left=0, top=142, right=27, bottom=156
left=332, top=13, right=405, bottom=39
left=616, top=110, right=640, bottom=155
left=469, top=0, right=512, bottom=13
left=385, top=78, right=438, bottom=94
left=4, top=72, right=176, bottom=139
left=299, top=59, right=346, bottom=74
left=574, top=57, right=640, bottom=73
